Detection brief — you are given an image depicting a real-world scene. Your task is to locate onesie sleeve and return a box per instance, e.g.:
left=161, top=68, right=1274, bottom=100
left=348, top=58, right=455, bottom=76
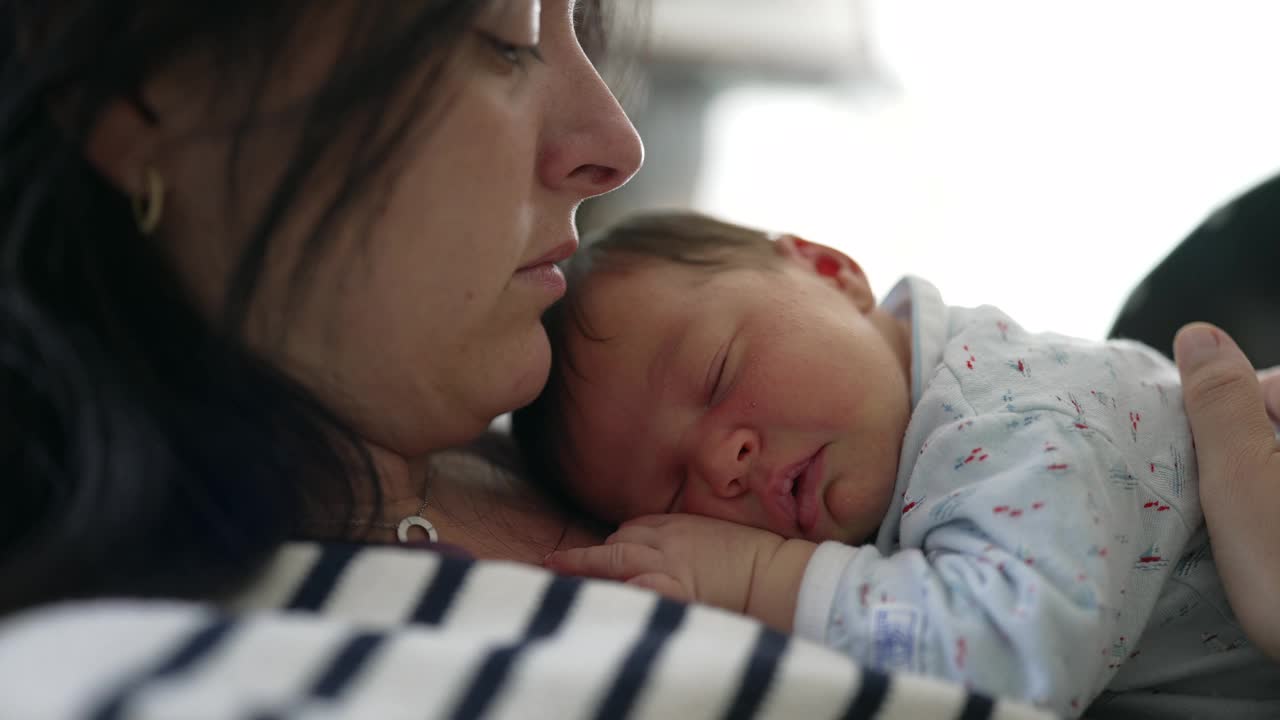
left=794, top=387, right=1140, bottom=717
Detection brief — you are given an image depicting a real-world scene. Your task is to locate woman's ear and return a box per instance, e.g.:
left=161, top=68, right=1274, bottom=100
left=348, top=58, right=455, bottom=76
left=773, top=234, right=875, bottom=313
left=83, top=96, right=160, bottom=197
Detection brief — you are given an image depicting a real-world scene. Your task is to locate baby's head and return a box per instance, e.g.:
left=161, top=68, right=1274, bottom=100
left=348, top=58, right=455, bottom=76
left=514, top=211, right=912, bottom=544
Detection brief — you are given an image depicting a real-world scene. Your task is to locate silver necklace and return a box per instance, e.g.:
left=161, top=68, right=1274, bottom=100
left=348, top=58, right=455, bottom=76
left=349, top=471, right=438, bottom=543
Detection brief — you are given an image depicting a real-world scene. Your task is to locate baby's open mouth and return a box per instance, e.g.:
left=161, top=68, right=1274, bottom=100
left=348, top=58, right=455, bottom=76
left=770, top=448, right=824, bottom=535
left=792, top=446, right=829, bottom=536
left=781, top=465, right=804, bottom=499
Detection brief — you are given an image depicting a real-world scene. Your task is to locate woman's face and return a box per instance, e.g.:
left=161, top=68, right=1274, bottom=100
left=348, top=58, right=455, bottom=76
left=134, top=0, right=642, bottom=457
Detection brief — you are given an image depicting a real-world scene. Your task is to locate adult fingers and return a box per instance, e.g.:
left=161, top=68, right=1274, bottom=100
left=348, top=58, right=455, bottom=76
left=1175, top=323, right=1280, bottom=660
left=1174, top=323, right=1276, bottom=495
left=1258, top=366, right=1280, bottom=426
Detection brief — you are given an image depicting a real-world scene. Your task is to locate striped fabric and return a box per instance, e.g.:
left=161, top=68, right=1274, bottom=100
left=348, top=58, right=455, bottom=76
left=0, top=542, right=1058, bottom=719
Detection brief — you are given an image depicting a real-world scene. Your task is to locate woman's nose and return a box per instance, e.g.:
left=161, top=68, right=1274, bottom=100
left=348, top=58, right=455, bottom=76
left=695, top=429, right=759, bottom=499
left=538, top=56, right=644, bottom=199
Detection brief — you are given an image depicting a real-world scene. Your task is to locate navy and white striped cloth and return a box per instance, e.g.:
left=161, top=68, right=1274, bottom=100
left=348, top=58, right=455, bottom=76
left=0, top=542, right=1057, bottom=719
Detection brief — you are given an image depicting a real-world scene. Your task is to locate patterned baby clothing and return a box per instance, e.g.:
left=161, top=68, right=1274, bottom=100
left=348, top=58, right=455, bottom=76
left=793, top=276, right=1280, bottom=718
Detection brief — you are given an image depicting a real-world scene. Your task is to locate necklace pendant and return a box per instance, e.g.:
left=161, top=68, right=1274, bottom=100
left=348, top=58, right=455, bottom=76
left=396, top=515, right=438, bottom=543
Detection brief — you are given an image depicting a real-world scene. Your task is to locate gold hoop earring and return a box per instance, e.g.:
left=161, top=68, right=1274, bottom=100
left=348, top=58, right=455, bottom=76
left=132, top=167, right=166, bottom=235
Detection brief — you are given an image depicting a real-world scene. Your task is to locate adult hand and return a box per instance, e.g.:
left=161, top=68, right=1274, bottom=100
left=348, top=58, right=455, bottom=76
left=1264, top=367, right=1280, bottom=431
left=1174, top=322, right=1280, bottom=660
left=545, top=514, right=816, bottom=632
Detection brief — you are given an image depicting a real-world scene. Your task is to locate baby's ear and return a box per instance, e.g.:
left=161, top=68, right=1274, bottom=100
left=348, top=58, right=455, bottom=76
left=773, top=235, right=875, bottom=313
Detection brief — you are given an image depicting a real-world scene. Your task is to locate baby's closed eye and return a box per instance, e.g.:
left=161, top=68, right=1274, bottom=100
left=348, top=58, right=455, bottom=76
left=664, top=475, right=686, bottom=514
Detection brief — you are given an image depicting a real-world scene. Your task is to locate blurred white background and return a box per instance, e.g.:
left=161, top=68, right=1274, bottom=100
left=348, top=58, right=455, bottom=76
left=593, top=0, right=1280, bottom=339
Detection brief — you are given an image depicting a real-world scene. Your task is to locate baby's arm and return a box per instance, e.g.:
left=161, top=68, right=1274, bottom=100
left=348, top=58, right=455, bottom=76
left=545, top=513, right=816, bottom=633
left=796, top=410, right=1155, bottom=717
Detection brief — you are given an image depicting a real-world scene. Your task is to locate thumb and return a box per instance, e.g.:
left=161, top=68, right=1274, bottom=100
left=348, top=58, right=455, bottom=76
left=1259, top=366, right=1280, bottom=427
left=1174, top=323, right=1275, bottom=488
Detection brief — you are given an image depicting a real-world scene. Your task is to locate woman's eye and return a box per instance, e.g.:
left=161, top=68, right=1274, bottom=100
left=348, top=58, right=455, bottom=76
left=482, top=34, right=543, bottom=68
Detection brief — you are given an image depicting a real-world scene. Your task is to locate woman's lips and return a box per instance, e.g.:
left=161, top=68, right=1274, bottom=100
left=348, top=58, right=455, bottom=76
left=514, top=238, right=576, bottom=298
left=513, top=262, right=567, bottom=297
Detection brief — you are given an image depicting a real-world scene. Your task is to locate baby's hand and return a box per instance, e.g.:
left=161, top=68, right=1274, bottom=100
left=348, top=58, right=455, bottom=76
left=545, top=514, right=816, bottom=632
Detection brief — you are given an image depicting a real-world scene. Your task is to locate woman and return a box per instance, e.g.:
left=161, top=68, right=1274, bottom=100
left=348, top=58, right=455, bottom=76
left=0, top=2, right=1042, bottom=718
left=0, top=0, right=640, bottom=608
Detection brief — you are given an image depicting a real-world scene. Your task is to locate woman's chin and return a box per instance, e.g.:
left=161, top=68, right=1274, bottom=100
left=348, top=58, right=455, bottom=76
left=503, top=326, right=554, bottom=412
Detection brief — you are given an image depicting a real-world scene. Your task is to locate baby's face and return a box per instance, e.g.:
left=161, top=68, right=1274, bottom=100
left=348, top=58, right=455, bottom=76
left=558, top=249, right=912, bottom=543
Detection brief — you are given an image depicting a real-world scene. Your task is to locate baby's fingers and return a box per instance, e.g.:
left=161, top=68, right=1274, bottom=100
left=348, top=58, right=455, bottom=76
left=605, top=523, right=661, bottom=547
left=544, top=542, right=664, bottom=582
left=627, top=573, right=691, bottom=602
left=617, top=515, right=670, bottom=530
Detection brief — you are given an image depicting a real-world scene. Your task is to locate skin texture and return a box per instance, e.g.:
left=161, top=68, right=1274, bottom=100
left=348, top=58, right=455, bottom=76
left=546, top=237, right=912, bottom=630
left=559, top=236, right=913, bottom=545
left=546, top=513, right=817, bottom=632
left=1174, top=323, right=1280, bottom=661
left=552, top=293, right=1280, bottom=644
left=86, top=0, right=644, bottom=554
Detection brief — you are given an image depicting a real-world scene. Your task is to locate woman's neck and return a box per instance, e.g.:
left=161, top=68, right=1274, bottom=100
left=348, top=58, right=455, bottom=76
left=340, top=442, right=608, bottom=565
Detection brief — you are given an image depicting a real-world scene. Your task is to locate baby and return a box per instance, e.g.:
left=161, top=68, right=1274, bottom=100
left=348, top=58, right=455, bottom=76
left=512, top=211, right=1279, bottom=718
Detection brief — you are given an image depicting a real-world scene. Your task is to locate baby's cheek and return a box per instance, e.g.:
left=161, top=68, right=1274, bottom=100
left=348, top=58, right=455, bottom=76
left=823, top=474, right=888, bottom=542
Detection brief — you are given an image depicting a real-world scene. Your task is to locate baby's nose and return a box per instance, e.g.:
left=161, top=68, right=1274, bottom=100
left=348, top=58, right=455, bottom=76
left=698, top=429, right=759, bottom=499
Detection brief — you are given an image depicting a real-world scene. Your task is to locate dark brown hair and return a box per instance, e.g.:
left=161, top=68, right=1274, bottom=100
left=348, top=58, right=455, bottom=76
left=0, top=0, right=612, bottom=614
